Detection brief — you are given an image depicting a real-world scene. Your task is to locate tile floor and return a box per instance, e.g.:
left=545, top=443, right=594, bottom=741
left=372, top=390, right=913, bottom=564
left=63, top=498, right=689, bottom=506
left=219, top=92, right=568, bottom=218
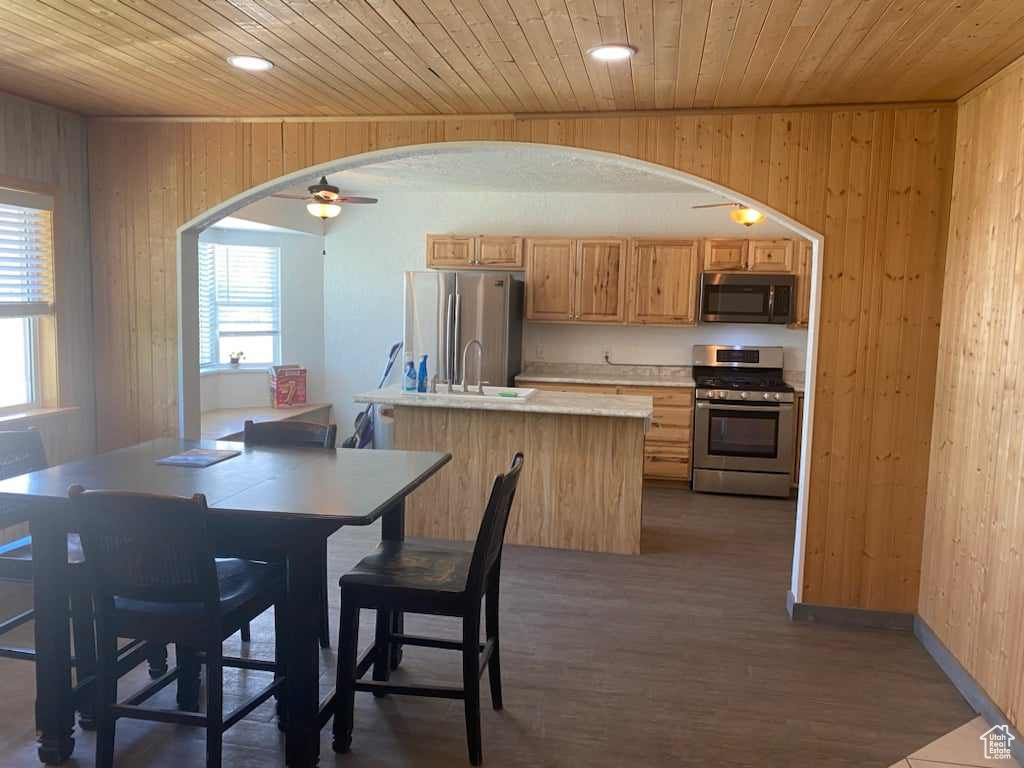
left=890, top=717, right=1021, bottom=768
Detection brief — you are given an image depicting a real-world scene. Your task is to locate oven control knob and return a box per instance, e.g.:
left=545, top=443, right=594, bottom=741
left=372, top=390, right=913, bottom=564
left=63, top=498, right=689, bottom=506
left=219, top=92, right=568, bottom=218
left=763, top=393, right=770, bottom=401
left=739, top=392, right=748, bottom=400
left=774, top=393, right=781, bottom=401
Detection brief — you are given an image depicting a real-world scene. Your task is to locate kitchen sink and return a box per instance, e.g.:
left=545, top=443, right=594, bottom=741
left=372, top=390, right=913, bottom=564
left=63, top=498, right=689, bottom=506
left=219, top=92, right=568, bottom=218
left=414, top=386, right=537, bottom=403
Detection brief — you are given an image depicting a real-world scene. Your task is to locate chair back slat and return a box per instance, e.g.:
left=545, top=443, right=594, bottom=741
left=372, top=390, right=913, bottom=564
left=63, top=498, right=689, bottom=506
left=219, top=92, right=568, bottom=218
left=69, top=489, right=219, bottom=607
left=243, top=419, right=337, bottom=449
left=0, top=428, right=47, bottom=481
left=0, top=428, right=48, bottom=528
left=466, top=453, right=524, bottom=595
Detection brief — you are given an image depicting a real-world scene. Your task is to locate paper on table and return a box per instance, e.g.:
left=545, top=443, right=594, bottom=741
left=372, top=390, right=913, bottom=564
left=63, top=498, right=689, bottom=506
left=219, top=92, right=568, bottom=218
left=156, top=448, right=240, bottom=468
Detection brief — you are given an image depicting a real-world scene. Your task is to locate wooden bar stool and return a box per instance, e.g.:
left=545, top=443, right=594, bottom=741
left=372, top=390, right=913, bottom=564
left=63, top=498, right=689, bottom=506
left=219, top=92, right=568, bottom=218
left=69, top=487, right=288, bottom=768
left=242, top=418, right=337, bottom=649
left=332, top=453, right=524, bottom=766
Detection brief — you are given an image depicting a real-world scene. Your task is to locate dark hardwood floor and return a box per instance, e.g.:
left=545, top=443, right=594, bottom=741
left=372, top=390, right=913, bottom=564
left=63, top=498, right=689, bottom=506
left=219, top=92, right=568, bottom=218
left=0, top=483, right=971, bottom=766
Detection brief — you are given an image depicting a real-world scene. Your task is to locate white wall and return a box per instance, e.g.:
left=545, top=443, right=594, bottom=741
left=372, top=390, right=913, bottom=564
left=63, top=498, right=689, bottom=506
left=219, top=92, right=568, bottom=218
left=199, top=228, right=326, bottom=412
left=324, top=188, right=809, bottom=428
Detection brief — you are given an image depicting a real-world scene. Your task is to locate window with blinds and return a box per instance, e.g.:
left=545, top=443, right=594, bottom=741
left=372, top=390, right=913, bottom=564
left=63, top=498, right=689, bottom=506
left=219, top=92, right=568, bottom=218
left=0, top=188, right=54, bottom=317
left=0, top=187, right=52, bottom=411
left=198, top=242, right=281, bottom=368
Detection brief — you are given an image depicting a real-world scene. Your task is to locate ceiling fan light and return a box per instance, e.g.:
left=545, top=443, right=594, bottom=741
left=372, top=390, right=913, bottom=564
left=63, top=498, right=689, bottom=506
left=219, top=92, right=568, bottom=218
left=730, top=207, right=764, bottom=227
left=307, top=201, right=342, bottom=219
left=588, top=44, right=636, bottom=61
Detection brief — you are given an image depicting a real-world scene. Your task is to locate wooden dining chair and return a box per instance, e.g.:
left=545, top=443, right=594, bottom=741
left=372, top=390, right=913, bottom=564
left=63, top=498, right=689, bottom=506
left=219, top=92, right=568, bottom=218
left=242, top=418, right=336, bottom=649
left=0, top=429, right=171, bottom=727
left=69, top=487, right=287, bottom=768
left=332, top=453, right=524, bottom=766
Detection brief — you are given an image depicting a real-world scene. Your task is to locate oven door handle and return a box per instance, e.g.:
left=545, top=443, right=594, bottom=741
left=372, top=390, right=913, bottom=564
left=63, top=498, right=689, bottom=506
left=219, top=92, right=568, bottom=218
left=696, top=401, right=793, bottom=413
left=767, top=285, right=776, bottom=322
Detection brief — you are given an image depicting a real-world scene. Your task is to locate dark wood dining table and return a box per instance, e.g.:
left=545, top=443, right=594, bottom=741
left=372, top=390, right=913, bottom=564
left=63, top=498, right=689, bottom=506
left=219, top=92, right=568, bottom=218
left=0, top=437, right=450, bottom=767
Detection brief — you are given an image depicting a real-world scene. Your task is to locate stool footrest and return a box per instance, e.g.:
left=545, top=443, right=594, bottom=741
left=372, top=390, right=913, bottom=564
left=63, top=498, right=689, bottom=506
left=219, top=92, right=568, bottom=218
left=354, top=680, right=465, bottom=699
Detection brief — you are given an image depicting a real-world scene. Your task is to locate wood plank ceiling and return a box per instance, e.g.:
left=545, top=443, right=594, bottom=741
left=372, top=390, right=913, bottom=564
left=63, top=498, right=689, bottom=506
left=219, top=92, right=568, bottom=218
left=0, top=0, right=1023, bottom=116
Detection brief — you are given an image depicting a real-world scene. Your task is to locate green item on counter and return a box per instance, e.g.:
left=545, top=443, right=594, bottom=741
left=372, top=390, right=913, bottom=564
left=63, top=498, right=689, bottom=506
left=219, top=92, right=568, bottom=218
left=497, top=391, right=519, bottom=397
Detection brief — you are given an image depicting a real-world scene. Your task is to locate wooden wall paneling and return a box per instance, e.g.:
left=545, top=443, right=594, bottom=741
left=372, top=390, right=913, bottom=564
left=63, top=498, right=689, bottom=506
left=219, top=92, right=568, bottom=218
left=920, top=58, right=1024, bottom=731
left=0, top=93, right=95, bottom=545
left=85, top=103, right=957, bottom=613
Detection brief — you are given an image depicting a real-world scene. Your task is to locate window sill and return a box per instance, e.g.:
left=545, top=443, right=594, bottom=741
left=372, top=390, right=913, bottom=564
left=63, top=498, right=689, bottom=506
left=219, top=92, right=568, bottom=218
left=200, top=366, right=275, bottom=377
left=0, top=405, right=80, bottom=426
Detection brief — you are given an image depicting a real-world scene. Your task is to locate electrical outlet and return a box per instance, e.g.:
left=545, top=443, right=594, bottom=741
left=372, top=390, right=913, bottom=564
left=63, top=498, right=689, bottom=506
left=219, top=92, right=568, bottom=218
left=535, top=344, right=545, bottom=360
left=601, top=348, right=611, bottom=363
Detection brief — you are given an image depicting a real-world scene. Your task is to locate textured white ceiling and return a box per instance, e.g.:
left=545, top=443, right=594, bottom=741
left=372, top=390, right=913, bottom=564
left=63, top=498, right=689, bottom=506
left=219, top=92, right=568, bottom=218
left=280, top=145, right=718, bottom=197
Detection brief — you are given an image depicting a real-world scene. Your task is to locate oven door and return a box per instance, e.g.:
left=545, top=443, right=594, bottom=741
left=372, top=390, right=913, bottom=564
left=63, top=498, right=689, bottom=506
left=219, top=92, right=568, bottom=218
left=693, top=401, right=795, bottom=473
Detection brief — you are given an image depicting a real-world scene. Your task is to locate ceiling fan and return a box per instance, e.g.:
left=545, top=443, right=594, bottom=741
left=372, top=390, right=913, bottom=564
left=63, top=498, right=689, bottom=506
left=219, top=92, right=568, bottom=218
left=271, top=176, right=377, bottom=220
left=692, top=201, right=765, bottom=227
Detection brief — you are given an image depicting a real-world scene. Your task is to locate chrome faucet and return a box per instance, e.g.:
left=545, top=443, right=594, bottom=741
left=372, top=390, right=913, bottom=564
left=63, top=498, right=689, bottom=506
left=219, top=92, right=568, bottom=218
left=461, top=339, right=486, bottom=394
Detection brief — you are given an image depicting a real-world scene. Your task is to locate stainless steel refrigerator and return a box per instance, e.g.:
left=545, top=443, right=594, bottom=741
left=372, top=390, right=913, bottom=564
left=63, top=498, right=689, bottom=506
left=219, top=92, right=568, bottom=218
left=403, top=271, right=525, bottom=388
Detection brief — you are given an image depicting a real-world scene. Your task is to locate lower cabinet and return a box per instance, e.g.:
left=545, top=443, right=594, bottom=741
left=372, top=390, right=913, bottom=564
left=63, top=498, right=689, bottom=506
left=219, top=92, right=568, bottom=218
left=518, top=380, right=694, bottom=482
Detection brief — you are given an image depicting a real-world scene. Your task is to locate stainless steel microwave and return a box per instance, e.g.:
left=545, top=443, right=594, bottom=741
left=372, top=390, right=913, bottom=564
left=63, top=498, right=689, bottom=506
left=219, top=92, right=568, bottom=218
left=699, top=272, right=796, bottom=325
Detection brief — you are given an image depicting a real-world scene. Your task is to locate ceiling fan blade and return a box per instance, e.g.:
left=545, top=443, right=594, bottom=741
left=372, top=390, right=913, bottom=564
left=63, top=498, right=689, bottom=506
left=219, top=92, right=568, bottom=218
left=271, top=192, right=309, bottom=200
left=691, top=202, right=737, bottom=209
left=338, top=196, right=378, bottom=204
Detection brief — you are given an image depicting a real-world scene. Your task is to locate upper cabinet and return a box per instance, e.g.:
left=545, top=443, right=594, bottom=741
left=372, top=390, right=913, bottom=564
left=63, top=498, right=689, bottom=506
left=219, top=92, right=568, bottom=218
left=426, top=234, right=525, bottom=270
left=791, top=240, right=812, bottom=328
left=703, top=239, right=748, bottom=271
left=477, top=236, right=524, bottom=268
left=525, top=238, right=576, bottom=321
left=426, top=235, right=475, bottom=268
left=748, top=239, right=795, bottom=272
left=575, top=239, right=628, bottom=322
left=628, top=239, right=700, bottom=326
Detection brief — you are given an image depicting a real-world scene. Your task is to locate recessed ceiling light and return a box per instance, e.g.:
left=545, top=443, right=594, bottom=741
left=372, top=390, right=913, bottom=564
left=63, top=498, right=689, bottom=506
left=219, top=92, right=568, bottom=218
left=227, top=55, right=273, bottom=72
left=588, top=44, right=636, bottom=62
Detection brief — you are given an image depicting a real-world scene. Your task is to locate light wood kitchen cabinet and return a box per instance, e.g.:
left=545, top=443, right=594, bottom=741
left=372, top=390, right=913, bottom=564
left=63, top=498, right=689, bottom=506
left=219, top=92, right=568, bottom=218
left=426, top=234, right=476, bottom=268
left=477, top=236, right=524, bottom=268
left=748, top=239, right=795, bottom=272
left=703, top=238, right=748, bottom=271
left=627, top=239, right=700, bottom=325
left=517, top=380, right=695, bottom=482
left=426, top=234, right=524, bottom=269
left=575, top=238, right=628, bottom=322
left=525, top=238, right=576, bottom=321
left=791, top=239, right=811, bottom=328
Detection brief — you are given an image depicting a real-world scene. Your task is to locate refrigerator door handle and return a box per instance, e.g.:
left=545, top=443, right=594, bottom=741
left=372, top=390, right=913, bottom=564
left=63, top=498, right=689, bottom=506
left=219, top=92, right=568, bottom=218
left=453, top=292, right=461, bottom=384
left=445, top=293, right=454, bottom=384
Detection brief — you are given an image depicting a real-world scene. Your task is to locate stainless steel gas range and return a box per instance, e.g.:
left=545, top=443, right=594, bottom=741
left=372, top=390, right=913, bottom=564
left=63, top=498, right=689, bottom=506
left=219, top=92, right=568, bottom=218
left=691, top=345, right=796, bottom=498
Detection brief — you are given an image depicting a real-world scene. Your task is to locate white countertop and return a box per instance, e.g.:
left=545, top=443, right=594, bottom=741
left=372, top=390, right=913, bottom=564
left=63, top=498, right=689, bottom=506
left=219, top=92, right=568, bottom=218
left=354, top=388, right=654, bottom=421
left=516, top=363, right=806, bottom=394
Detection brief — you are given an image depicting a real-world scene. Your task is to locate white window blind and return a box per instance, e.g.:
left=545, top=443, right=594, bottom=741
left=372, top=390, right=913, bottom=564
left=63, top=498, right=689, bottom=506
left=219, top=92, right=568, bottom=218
left=198, top=242, right=281, bottom=368
left=0, top=188, right=54, bottom=318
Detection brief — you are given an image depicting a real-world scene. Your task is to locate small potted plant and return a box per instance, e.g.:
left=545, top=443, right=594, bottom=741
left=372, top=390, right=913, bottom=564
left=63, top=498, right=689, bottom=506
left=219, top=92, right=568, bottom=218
left=228, top=351, right=245, bottom=368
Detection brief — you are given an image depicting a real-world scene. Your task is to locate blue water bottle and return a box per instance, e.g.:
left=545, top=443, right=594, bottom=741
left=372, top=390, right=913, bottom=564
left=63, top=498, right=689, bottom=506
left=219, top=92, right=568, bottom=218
left=417, top=354, right=429, bottom=392
left=403, top=360, right=417, bottom=392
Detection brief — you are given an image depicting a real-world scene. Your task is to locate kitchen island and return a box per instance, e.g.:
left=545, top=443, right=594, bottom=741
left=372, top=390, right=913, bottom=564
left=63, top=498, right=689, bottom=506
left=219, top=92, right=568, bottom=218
left=353, top=388, right=653, bottom=554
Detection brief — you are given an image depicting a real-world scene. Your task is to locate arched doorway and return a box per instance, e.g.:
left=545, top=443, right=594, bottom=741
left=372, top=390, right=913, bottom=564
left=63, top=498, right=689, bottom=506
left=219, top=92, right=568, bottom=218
left=176, top=140, right=824, bottom=602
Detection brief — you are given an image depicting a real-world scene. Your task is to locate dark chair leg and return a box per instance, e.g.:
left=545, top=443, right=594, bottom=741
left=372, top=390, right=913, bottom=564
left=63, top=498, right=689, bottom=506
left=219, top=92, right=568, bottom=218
left=372, top=607, right=391, bottom=695
left=145, top=642, right=169, bottom=679
left=69, top=588, right=97, bottom=729
left=94, top=628, right=118, bottom=768
left=206, top=644, right=224, bottom=768
left=273, top=603, right=287, bottom=731
left=239, top=622, right=251, bottom=643
left=485, top=577, right=503, bottom=711
left=176, top=645, right=201, bottom=712
left=319, top=541, right=331, bottom=649
left=463, top=609, right=483, bottom=766
left=332, top=597, right=359, bottom=754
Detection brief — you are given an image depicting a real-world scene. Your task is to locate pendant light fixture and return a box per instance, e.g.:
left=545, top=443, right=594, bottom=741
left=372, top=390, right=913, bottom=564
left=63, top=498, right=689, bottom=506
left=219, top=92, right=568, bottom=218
left=729, top=207, right=765, bottom=227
